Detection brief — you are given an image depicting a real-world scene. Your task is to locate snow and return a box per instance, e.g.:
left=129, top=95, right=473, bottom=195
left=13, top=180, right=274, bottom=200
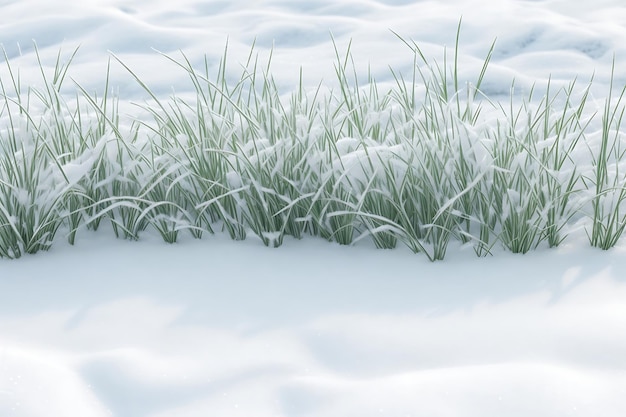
left=1, top=0, right=626, bottom=416
left=3, top=233, right=626, bottom=416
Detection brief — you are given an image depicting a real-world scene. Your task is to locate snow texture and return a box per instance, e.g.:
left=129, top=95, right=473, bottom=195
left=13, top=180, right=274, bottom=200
left=1, top=0, right=626, bottom=416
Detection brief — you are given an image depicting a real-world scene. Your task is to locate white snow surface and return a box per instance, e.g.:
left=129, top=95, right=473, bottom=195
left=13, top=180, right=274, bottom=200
left=1, top=0, right=626, bottom=416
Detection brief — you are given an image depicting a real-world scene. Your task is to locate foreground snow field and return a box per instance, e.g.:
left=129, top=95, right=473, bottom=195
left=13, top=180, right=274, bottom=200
left=2, top=0, right=626, bottom=416
left=2, top=233, right=626, bottom=416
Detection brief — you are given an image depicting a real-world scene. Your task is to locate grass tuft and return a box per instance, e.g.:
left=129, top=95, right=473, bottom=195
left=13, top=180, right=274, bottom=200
left=1, top=28, right=625, bottom=260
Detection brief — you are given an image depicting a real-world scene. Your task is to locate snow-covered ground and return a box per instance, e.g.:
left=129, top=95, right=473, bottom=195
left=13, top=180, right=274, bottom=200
left=2, top=1, right=626, bottom=416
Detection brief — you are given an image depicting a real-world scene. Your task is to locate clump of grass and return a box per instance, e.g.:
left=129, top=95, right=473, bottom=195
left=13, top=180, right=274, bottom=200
left=585, top=61, right=626, bottom=249
left=0, top=46, right=90, bottom=258
left=1, top=26, right=625, bottom=260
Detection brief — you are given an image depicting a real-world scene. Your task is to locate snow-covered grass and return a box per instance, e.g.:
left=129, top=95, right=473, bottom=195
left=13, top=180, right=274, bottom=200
left=3, top=1, right=626, bottom=417
left=2, top=29, right=626, bottom=260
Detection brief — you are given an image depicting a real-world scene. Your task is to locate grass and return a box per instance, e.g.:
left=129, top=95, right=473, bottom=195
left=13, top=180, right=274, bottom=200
left=1, top=29, right=625, bottom=261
